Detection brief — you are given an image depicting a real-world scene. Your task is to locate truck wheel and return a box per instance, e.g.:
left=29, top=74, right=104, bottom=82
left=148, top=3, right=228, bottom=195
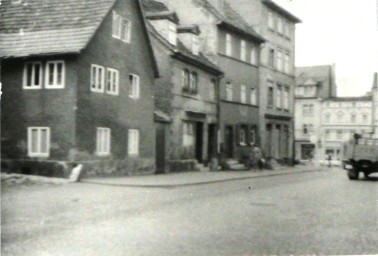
left=347, top=169, right=359, bottom=180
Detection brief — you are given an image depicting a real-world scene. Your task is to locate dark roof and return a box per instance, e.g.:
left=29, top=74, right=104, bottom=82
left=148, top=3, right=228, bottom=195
left=325, top=96, right=372, bottom=102
left=262, top=0, right=302, bottom=23
left=177, top=25, right=201, bottom=35
left=142, top=0, right=179, bottom=23
left=202, top=0, right=265, bottom=43
left=142, top=0, right=169, bottom=12
left=0, top=0, right=116, bottom=58
left=146, top=21, right=223, bottom=75
left=296, top=65, right=332, bottom=85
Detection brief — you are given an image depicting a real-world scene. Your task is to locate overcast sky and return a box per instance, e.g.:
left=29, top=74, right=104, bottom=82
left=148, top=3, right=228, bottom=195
left=275, top=0, right=378, bottom=96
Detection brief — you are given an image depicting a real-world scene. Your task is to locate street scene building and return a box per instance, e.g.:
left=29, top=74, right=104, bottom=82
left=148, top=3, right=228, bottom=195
left=229, top=0, right=301, bottom=162
left=1, top=0, right=159, bottom=176
left=143, top=0, right=223, bottom=173
left=294, top=64, right=337, bottom=162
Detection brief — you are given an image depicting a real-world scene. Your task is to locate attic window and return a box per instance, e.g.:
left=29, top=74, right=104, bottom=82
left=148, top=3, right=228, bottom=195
left=192, top=35, right=199, bottom=55
left=168, top=21, right=177, bottom=46
left=112, top=11, right=131, bottom=43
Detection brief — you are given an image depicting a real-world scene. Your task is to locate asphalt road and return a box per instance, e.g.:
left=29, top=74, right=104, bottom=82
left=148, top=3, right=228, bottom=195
left=2, top=168, right=377, bottom=255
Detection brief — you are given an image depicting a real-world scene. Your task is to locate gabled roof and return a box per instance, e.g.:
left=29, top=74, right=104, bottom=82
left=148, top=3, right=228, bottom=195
left=146, top=21, right=223, bottom=76
left=262, top=0, right=302, bottom=23
left=296, top=65, right=332, bottom=85
left=0, top=0, right=116, bottom=58
left=199, top=0, right=265, bottom=43
left=0, top=0, right=159, bottom=76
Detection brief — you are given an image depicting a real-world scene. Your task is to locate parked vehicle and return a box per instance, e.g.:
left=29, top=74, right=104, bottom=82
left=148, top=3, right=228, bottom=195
left=342, top=135, right=378, bottom=180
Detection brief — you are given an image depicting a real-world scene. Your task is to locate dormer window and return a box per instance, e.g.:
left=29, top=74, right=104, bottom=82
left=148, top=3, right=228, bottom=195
left=112, top=11, right=131, bottom=43
left=192, top=35, right=199, bottom=55
left=168, top=21, right=177, bottom=46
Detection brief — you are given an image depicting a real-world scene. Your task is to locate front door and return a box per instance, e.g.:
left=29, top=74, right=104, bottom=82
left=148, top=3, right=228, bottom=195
left=195, top=122, right=204, bottom=162
left=155, top=124, right=166, bottom=174
left=224, top=126, right=233, bottom=158
left=207, top=124, right=216, bottom=162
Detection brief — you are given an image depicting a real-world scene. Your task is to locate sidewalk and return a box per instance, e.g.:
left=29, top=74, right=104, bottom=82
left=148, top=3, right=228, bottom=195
left=81, top=165, right=326, bottom=188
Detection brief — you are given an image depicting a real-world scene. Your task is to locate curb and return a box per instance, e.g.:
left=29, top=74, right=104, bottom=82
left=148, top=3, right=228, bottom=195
left=81, top=168, right=325, bottom=188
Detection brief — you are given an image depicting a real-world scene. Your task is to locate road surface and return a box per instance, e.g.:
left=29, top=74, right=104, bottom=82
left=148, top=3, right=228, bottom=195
left=2, top=168, right=377, bottom=255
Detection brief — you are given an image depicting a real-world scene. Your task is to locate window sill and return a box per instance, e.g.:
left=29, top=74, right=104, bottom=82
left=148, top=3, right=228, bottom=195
left=106, top=91, right=119, bottom=96
left=96, top=153, right=110, bottom=157
left=129, top=95, right=140, bottom=99
left=45, top=85, right=65, bottom=89
left=28, top=153, right=49, bottom=158
left=23, top=86, right=42, bottom=90
left=91, top=89, right=105, bottom=93
left=239, top=143, right=247, bottom=147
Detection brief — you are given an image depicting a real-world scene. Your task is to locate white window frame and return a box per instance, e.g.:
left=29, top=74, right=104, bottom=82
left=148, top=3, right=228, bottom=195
left=283, top=88, right=289, bottom=110
left=129, top=74, right=140, bottom=99
left=250, top=87, right=257, bottom=105
left=45, top=60, right=65, bottom=89
left=96, top=127, right=111, bottom=156
left=128, top=129, right=140, bottom=156
left=250, top=128, right=256, bottom=145
left=268, top=11, right=274, bottom=30
left=276, top=86, right=282, bottom=108
left=27, top=127, right=50, bottom=157
left=90, top=64, right=105, bottom=93
left=183, top=122, right=194, bottom=147
left=106, top=68, right=119, bottom=95
left=112, top=11, right=131, bottom=43
left=240, top=84, right=247, bottom=103
left=226, top=82, right=233, bottom=101
left=225, top=33, right=232, bottom=56
left=192, top=35, right=199, bottom=55
left=284, top=54, right=290, bottom=74
left=240, top=40, right=247, bottom=61
left=23, top=62, right=43, bottom=89
left=250, top=46, right=256, bottom=65
left=277, top=51, right=283, bottom=72
left=239, top=127, right=246, bottom=146
left=210, top=79, right=216, bottom=101
left=168, top=21, right=177, bottom=46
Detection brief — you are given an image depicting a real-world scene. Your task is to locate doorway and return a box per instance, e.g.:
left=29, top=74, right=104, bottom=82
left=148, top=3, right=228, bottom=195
left=224, top=125, right=233, bottom=158
left=155, top=124, right=166, bottom=174
left=207, top=124, right=216, bottom=162
left=195, top=122, right=204, bottom=162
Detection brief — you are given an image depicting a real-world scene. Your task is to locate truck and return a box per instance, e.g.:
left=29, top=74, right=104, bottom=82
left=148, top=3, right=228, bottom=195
left=342, top=136, right=378, bottom=180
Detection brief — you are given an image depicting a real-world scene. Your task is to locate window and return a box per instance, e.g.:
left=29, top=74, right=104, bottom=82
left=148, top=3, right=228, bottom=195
left=362, top=114, right=368, bottom=123
left=182, top=69, right=190, bottom=91
left=268, top=49, right=275, bottom=68
left=277, top=51, right=283, bottom=71
left=303, top=124, right=308, bottom=135
left=27, top=127, right=50, bottom=157
left=351, top=114, right=356, bottom=123
left=112, top=11, right=131, bottom=43
left=239, top=127, right=247, bottom=145
left=240, top=40, right=247, bottom=61
left=91, top=64, right=105, bottom=92
left=45, top=61, right=65, bottom=88
left=277, top=17, right=283, bottom=34
left=192, top=35, right=199, bottom=55
left=325, top=129, right=330, bottom=139
left=268, top=86, right=273, bottom=107
left=268, top=12, right=274, bottom=30
left=303, top=104, right=314, bottom=115
left=284, top=54, right=290, bottom=73
left=250, top=127, right=256, bottom=145
left=210, top=79, right=216, bottom=101
left=168, top=22, right=177, bottom=45
left=309, top=124, right=314, bottom=133
left=23, top=62, right=42, bottom=89
left=240, top=84, right=247, bottom=103
left=190, top=72, right=198, bottom=94
left=128, top=129, right=140, bottom=155
left=96, top=128, right=111, bottom=156
left=250, top=46, right=257, bottom=65
left=325, top=113, right=330, bottom=123
left=225, top=33, right=232, bottom=56
left=283, top=87, right=289, bottom=109
left=284, top=22, right=290, bottom=37
left=106, top=68, right=119, bottom=95
left=129, top=74, right=140, bottom=98
left=337, top=130, right=342, bottom=139
left=226, top=82, right=233, bottom=101
left=276, top=85, right=282, bottom=108
left=250, top=87, right=257, bottom=105
left=337, top=112, right=344, bottom=123
left=183, top=122, right=194, bottom=146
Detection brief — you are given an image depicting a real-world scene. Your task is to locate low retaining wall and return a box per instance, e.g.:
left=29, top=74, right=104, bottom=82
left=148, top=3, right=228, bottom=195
left=168, top=159, right=198, bottom=173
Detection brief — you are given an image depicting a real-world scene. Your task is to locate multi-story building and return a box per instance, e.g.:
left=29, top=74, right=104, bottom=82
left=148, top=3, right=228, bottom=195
left=320, top=96, right=373, bottom=164
left=294, top=64, right=337, bottom=161
left=142, top=0, right=223, bottom=173
left=157, top=0, right=265, bottom=164
left=1, top=0, right=159, bottom=176
left=228, top=0, right=301, bottom=163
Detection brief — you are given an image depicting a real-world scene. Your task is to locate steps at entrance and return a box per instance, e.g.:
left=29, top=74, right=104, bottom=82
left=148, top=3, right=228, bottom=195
left=223, top=159, right=248, bottom=170
left=195, top=163, right=210, bottom=172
